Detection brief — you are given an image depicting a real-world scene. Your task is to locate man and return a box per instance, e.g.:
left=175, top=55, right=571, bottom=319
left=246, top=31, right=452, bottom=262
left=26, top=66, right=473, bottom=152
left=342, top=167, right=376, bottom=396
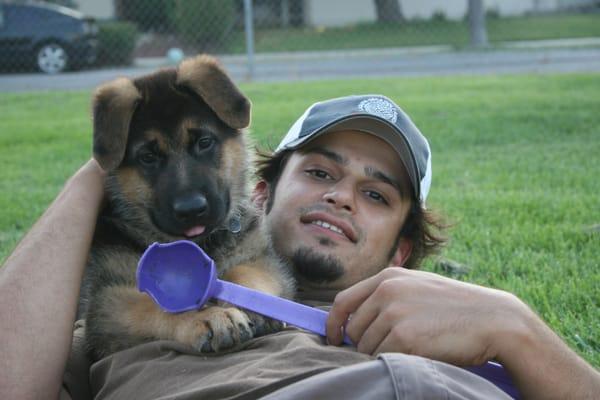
left=1, top=95, right=598, bottom=399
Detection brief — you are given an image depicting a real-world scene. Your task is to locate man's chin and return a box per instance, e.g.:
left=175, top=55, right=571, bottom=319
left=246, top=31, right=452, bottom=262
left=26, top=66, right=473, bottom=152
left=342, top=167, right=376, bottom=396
left=291, top=247, right=345, bottom=285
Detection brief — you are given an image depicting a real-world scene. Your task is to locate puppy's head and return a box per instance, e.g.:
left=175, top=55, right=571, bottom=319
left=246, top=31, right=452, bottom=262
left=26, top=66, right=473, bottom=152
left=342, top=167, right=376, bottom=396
left=92, top=55, right=252, bottom=244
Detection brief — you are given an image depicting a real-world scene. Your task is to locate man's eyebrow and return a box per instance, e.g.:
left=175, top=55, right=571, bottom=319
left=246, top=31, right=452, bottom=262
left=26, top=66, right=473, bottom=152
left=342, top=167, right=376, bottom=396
left=302, top=146, right=348, bottom=166
left=365, top=166, right=406, bottom=198
left=302, top=146, right=407, bottom=198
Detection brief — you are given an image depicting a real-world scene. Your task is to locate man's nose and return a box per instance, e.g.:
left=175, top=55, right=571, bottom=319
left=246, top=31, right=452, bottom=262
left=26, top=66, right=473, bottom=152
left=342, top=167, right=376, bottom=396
left=322, top=182, right=355, bottom=212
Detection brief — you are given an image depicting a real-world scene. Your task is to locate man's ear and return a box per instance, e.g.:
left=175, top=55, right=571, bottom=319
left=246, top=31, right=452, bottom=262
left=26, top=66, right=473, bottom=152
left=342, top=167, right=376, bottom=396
left=251, top=180, right=269, bottom=211
left=390, top=238, right=413, bottom=267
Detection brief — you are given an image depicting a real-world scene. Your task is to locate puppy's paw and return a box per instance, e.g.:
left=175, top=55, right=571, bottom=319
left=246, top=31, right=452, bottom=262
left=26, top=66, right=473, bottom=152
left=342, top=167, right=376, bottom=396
left=177, top=306, right=254, bottom=353
left=245, top=311, right=285, bottom=337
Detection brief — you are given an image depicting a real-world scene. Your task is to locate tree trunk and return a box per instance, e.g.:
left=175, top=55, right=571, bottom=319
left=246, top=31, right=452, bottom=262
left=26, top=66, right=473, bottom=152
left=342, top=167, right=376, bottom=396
left=113, top=0, right=125, bottom=19
left=467, top=0, right=488, bottom=47
left=374, top=0, right=404, bottom=23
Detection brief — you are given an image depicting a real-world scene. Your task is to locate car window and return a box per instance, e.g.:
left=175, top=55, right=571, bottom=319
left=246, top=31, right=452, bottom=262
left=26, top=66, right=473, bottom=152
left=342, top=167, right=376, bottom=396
left=32, top=7, right=68, bottom=21
left=8, top=5, right=71, bottom=26
left=8, top=6, right=40, bottom=25
left=0, top=6, right=4, bottom=29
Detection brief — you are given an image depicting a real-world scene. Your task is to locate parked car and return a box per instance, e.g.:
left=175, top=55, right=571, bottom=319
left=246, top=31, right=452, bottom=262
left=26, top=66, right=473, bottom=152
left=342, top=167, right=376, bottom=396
left=0, top=2, right=98, bottom=74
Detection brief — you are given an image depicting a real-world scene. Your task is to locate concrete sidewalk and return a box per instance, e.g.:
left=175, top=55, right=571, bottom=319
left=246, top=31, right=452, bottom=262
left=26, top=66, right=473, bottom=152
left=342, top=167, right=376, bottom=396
left=136, top=37, right=600, bottom=68
left=1, top=37, right=599, bottom=92
left=225, top=38, right=600, bottom=82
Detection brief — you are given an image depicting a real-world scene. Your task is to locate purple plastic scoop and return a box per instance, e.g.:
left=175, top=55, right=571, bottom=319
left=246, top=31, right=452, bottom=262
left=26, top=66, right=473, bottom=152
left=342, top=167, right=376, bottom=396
left=137, top=240, right=351, bottom=344
left=137, top=240, right=519, bottom=399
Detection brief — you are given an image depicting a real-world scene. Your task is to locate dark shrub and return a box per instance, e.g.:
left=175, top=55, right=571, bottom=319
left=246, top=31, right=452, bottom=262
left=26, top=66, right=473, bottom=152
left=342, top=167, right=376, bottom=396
left=173, top=0, right=236, bottom=52
left=97, top=21, right=138, bottom=66
left=117, top=0, right=175, bottom=32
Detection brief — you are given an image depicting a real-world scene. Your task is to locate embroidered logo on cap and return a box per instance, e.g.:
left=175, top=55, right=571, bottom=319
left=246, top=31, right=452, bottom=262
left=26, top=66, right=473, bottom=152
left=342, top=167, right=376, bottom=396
left=358, top=97, right=398, bottom=123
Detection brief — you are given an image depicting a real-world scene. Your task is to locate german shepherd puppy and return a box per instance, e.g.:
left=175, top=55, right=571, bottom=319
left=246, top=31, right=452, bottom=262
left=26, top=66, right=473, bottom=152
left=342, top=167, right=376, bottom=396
left=79, top=55, right=295, bottom=360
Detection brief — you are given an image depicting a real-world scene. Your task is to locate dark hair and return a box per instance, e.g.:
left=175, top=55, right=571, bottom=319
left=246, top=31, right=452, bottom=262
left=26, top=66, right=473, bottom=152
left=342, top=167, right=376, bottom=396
left=397, top=201, right=447, bottom=269
left=255, top=148, right=292, bottom=212
left=255, top=147, right=447, bottom=269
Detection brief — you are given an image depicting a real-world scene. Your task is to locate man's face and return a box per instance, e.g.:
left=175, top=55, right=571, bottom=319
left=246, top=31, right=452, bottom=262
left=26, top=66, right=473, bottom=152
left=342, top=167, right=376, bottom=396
left=262, top=130, right=413, bottom=290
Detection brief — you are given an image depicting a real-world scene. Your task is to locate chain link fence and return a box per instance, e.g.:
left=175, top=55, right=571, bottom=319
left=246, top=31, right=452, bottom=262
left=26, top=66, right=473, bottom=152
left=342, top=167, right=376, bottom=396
left=0, top=0, right=599, bottom=74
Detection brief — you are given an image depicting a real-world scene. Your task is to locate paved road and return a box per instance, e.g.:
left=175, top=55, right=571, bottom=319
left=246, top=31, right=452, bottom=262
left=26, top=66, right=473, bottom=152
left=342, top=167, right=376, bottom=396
left=1, top=45, right=600, bottom=93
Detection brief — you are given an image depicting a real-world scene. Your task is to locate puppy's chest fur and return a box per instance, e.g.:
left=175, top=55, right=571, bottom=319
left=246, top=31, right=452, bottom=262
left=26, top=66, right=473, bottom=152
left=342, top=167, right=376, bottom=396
left=80, top=199, right=294, bottom=360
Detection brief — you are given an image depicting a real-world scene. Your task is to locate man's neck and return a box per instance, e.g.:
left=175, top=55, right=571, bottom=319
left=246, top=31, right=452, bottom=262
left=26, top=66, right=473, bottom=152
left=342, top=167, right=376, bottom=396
left=296, top=286, right=339, bottom=305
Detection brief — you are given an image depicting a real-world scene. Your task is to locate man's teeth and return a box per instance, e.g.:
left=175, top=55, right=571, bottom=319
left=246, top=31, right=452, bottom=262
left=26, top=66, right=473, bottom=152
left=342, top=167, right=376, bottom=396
left=312, top=220, right=343, bottom=235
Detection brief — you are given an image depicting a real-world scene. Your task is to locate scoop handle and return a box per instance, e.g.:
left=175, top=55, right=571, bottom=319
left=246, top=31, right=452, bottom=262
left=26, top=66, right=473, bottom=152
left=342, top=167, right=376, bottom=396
left=213, top=279, right=353, bottom=345
left=214, top=280, right=517, bottom=397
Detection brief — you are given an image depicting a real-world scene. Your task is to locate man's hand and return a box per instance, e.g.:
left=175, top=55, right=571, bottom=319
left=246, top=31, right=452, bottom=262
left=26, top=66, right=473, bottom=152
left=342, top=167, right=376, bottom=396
left=327, top=267, right=600, bottom=399
left=327, top=267, right=524, bottom=366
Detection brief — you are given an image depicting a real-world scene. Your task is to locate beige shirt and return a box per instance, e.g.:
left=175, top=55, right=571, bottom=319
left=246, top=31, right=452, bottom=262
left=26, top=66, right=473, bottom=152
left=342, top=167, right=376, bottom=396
left=62, top=320, right=511, bottom=400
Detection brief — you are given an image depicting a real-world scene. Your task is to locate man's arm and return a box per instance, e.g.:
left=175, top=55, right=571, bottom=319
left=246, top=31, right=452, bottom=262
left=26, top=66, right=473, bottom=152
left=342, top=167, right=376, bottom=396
left=327, top=267, right=600, bottom=399
left=0, top=159, right=105, bottom=400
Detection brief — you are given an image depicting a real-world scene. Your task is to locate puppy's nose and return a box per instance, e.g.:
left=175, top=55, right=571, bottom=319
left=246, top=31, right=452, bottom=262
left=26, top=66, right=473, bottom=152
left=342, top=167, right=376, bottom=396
left=172, top=193, right=208, bottom=220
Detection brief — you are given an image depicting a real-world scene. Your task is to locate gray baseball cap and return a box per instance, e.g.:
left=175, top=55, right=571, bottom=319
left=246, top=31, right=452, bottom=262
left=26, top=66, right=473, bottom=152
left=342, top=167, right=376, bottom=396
left=276, top=94, right=432, bottom=204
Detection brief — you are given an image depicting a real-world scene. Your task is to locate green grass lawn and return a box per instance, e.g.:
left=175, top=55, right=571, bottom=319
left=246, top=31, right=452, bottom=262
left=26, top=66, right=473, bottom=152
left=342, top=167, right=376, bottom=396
left=0, top=73, right=599, bottom=368
left=225, top=14, right=600, bottom=53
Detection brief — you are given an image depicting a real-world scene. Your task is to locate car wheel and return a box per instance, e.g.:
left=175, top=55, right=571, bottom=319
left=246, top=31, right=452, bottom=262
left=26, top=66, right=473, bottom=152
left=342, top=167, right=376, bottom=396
left=36, top=42, right=69, bottom=74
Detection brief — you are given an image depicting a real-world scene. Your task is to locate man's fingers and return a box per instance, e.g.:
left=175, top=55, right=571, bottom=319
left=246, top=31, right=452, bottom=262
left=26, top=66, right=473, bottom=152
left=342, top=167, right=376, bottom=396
left=373, top=331, right=402, bottom=356
left=348, top=276, right=412, bottom=354
left=327, top=268, right=406, bottom=346
left=342, top=294, right=380, bottom=347
left=326, top=273, right=383, bottom=345
left=353, top=312, right=393, bottom=355
left=326, top=292, right=360, bottom=345
left=344, top=278, right=402, bottom=350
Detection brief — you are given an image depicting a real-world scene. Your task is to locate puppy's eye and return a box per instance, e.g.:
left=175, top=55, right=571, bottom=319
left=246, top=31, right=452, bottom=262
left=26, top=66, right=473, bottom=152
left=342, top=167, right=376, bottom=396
left=138, top=152, right=160, bottom=166
left=196, top=136, right=214, bottom=151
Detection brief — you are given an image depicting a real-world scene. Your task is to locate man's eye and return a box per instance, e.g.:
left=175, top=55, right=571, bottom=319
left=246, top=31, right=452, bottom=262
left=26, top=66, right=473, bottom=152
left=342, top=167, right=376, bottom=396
left=364, top=190, right=388, bottom=204
left=306, top=169, right=332, bottom=180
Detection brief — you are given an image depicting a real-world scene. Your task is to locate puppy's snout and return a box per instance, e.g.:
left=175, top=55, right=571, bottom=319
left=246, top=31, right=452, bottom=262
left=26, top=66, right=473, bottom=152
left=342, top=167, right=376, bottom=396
left=172, top=193, right=208, bottom=220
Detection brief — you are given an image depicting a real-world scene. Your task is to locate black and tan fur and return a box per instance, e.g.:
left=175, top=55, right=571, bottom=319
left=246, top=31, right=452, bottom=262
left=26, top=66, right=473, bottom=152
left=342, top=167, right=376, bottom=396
left=79, top=55, right=294, bottom=360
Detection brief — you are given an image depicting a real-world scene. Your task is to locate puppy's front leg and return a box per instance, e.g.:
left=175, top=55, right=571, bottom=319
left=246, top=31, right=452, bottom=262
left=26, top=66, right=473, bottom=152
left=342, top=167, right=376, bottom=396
left=220, top=258, right=295, bottom=339
left=85, top=285, right=255, bottom=358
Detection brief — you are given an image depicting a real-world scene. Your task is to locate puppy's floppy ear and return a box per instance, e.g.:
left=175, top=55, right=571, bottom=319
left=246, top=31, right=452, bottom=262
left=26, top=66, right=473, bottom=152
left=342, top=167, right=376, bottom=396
left=92, top=77, right=141, bottom=171
left=176, top=55, right=251, bottom=130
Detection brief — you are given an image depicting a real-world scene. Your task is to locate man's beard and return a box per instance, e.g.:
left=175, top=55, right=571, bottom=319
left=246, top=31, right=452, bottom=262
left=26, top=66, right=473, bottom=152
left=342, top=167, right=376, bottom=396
left=291, top=247, right=344, bottom=284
